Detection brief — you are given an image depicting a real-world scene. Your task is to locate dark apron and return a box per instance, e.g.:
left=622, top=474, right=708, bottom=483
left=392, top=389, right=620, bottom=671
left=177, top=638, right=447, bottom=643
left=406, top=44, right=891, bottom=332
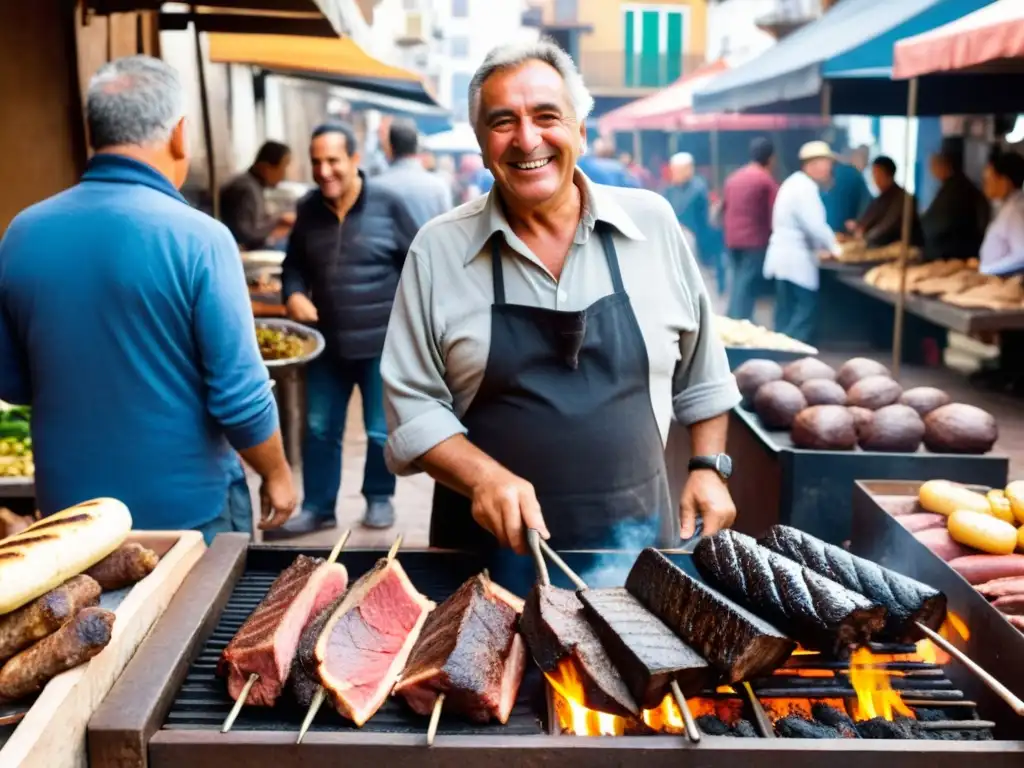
left=430, top=223, right=674, bottom=551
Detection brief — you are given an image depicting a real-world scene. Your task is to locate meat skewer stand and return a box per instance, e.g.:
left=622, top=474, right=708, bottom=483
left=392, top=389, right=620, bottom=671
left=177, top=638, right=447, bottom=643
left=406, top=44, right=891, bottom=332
left=220, top=528, right=352, bottom=734
left=296, top=533, right=403, bottom=744
left=529, top=532, right=703, bottom=743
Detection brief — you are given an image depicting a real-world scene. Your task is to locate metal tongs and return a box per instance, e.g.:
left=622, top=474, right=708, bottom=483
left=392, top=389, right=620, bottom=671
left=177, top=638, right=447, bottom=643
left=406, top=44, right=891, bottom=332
left=526, top=530, right=702, bottom=743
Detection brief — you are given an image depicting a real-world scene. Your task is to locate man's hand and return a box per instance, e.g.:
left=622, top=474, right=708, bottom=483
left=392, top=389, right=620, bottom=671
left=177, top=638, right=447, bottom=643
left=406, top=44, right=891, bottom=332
left=470, top=466, right=550, bottom=554
left=279, top=211, right=297, bottom=226
left=259, top=467, right=298, bottom=530
left=680, top=470, right=736, bottom=539
left=286, top=292, right=319, bottom=323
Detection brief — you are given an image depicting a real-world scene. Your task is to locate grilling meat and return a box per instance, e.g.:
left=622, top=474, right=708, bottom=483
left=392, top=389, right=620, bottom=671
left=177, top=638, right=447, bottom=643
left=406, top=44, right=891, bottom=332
left=694, top=531, right=887, bottom=655
left=625, top=548, right=795, bottom=682
left=394, top=574, right=526, bottom=724
left=760, top=525, right=946, bottom=642
left=520, top=585, right=639, bottom=717
left=290, top=597, right=342, bottom=709
left=0, top=607, right=114, bottom=702
left=0, top=575, right=101, bottom=663
left=219, top=554, right=348, bottom=707
left=314, top=558, right=435, bottom=727
left=578, top=588, right=710, bottom=709
left=85, top=543, right=159, bottom=590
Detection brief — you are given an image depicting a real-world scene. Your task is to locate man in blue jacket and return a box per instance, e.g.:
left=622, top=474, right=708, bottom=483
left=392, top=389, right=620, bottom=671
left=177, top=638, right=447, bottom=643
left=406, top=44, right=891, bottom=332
left=0, top=55, right=296, bottom=541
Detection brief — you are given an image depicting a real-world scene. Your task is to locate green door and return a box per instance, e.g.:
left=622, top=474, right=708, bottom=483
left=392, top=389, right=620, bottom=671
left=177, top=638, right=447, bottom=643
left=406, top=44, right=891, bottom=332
left=624, top=6, right=687, bottom=87
left=666, top=10, right=684, bottom=83
left=639, top=9, right=660, bottom=86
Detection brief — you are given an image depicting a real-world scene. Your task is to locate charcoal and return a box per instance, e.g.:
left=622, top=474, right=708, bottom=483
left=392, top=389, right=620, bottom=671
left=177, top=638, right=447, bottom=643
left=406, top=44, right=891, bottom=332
left=578, top=588, right=710, bottom=709
left=696, top=714, right=733, bottom=736
left=731, top=719, right=758, bottom=738
left=776, top=716, right=840, bottom=739
left=856, top=716, right=915, bottom=739
left=625, top=548, right=795, bottom=682
left=913, top=708, right=948, bottom=722
left=811, top=703, right=859, bottom=738
left=520, top=585, right=639, bottom=717
left=761, top=525, right=946, bottom=642
left=922, top=726, right=993, bottom=741
left=694, top=530, right=887, bottom=655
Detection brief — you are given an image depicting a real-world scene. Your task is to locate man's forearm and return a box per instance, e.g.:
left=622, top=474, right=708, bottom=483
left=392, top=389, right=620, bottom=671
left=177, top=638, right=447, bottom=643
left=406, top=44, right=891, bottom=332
left=238, top=430, right=291, bottom=480
left=689, top=413, right=729, bottom=456
left=419, top=434, right=507, bottom=497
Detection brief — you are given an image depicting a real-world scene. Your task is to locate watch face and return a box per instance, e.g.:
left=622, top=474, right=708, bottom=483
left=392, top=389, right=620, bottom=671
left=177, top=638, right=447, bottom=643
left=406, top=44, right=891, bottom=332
left=716, top=453, right=733, bottom=478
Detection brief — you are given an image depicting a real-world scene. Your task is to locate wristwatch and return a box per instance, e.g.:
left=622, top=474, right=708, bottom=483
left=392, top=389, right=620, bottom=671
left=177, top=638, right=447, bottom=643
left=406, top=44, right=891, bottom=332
left=688, top=453, right=733, bottom=481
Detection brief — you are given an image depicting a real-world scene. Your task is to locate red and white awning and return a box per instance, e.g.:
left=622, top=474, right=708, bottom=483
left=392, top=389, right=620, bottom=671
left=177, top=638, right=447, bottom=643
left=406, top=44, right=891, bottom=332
left=598, top=59, right=825, bottom=134
left=893, top=0, right=1024, bottom=79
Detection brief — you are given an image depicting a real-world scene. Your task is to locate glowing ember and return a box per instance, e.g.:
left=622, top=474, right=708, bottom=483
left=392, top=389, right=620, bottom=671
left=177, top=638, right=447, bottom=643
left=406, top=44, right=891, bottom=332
left=917, top=611, right=970, bottom=665
left=848, top=647, right=915, bottom=721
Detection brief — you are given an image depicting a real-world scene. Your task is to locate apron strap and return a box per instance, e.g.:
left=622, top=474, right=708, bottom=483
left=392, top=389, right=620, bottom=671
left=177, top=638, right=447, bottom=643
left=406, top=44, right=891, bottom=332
left=597, top=223, right=626, bottom=294
left=490, top=235, right=507, bottom=306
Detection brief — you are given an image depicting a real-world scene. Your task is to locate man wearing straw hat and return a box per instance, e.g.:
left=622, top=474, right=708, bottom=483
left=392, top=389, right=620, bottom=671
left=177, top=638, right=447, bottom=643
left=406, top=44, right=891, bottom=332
left=763, top=140, right=841, bottom=345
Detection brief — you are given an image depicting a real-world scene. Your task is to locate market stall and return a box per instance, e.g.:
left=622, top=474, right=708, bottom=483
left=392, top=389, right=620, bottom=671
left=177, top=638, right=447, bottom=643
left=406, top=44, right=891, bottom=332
left=0, top=500, right=205, bottom=768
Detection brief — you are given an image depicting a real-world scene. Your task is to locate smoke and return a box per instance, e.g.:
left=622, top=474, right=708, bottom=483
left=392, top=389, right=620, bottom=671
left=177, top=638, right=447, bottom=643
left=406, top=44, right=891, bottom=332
left=577, top=517, right=662, bottom=589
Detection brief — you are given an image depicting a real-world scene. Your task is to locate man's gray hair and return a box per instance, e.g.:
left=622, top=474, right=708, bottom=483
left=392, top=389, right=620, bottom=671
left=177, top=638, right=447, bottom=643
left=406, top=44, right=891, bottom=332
left=468, top=39, right=594, bottom=127
left=86, top=55, right=185, bottom=151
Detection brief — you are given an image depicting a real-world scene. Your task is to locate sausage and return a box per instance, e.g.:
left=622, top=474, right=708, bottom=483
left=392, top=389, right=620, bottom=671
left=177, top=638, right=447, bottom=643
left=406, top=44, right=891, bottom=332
left=914, top=528, right=977, bottom=562
left=897, top=513, right=947, bottom=533
left=947, top=554, right=1024, bottom=585
left=0, top=498, right=131, bottom=615
left=85, top=543, right=159, bottom=590
left=0, top=607, right=115, bottom=702
left=0, top=575, right=101, bottom=663
left=975, top=576, right=1024, bottom=600
left=993, top=594, right=1024, bottom=616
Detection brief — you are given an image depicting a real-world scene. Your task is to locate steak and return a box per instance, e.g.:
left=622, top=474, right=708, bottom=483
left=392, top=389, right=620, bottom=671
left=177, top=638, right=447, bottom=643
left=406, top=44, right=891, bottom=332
left=394, top=574, right=526, bottom=724
left=219, top=555, right=348, bottom=706
left=694, top=530, right=887, bottom=655
left=519, top=585, right=639, bottom=718
left=578, top=588, right=710, bottom=709
left=290, top=596, right=343, bottom=709
left=760, top=525, right=946, bottom=642
left=314, top=558, right=435, bottom=726
left=625, top=548, right=795, bottom=682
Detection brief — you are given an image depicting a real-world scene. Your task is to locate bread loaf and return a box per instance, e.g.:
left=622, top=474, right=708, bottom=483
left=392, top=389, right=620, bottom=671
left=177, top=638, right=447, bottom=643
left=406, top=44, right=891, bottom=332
left=0, top=498, right=132, bottom=615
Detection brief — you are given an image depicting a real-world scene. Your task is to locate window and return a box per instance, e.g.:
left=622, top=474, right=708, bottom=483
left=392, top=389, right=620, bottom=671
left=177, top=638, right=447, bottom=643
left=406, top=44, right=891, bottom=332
left=553, top=0, right=578, bottom=23
left=450, top=35, right=470, bottom=58
left=623, top=5, right=686, bottom=87
left=451, top=72, right=472, bottom=120
left=451, top=0, right=469, bottom=18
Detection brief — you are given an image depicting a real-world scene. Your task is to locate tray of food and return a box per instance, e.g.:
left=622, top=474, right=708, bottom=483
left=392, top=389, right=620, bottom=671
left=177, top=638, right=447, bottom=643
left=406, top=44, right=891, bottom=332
left=255, top=319, right=325, bottom=370
left=715, top=316, right=818, bottom=368
left=734, top=355, right=999, bottom=455
left=0, top=499, right=205, bottom=768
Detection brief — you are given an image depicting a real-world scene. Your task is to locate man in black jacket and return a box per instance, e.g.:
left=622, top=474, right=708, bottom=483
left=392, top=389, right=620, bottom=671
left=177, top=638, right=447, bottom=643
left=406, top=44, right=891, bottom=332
left=219, top=141, right=294, bottom=250
left=267, top=122, right=419, bottom=538
left=921, top=150, right=990, bottom=261
left=849, top=156, right=923, bottom=249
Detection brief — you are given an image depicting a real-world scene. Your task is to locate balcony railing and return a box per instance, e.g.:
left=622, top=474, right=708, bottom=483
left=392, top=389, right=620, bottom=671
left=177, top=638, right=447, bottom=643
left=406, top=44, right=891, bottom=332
left=579, top=50, right=705, bottom=90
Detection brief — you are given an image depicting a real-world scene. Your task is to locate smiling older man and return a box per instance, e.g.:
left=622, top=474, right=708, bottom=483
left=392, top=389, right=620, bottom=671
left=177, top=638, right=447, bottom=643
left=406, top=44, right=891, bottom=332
left=380, top=41, right=741, bottom=554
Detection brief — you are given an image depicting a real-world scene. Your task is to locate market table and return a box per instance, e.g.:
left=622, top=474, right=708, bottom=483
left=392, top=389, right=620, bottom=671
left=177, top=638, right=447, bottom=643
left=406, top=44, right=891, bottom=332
left=664, top=406, right=1008, bottom=546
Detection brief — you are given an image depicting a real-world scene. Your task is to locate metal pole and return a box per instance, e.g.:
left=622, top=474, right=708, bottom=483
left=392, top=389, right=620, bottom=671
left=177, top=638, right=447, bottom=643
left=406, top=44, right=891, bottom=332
left=891, top=76, right=919, bottom=379
left=710, top=128, right=720, bottom=191
left=192, top=11, right=219, bottom=220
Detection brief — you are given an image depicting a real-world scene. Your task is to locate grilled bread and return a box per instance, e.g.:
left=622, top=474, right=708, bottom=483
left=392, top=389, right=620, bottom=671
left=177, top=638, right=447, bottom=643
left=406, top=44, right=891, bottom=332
left=0, top=499, right=132, bottom=615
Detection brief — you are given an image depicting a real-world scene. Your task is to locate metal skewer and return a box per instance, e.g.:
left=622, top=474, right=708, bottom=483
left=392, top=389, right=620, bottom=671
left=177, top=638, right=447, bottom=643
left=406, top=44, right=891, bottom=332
left=915, top=621, right=1024, bottom=716
left=740, top=681, right=776, bottom=739
left=531, top=531, right=701, bottom=743
left=292, top=528, right=359, bottom=745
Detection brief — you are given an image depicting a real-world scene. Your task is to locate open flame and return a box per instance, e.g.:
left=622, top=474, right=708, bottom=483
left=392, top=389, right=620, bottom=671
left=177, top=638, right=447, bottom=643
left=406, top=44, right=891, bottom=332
left=848, top=647, right=914, bottom=721
left=917, top=611, right=969, bottom=665
left=546, top=659, right=707, bottom=736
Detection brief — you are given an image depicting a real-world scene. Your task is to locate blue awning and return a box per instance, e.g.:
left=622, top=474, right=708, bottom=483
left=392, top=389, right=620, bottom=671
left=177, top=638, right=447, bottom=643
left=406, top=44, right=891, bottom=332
left=693, top=0, right=998, bottom=116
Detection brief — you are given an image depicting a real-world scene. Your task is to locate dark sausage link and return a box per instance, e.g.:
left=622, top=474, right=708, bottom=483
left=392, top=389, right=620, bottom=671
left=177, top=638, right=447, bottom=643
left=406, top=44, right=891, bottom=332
left=0, top=575, right=101, bottom=663
left=85, top=543, right=159, bottom=590
left=0, top=607, right=115, bottom=702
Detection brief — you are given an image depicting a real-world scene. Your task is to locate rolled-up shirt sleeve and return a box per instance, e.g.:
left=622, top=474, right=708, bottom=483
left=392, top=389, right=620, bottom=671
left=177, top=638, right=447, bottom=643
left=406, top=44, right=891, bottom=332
left=382, top=245, right=467, bottom=475
left=669, top=221, right=741, bottom=425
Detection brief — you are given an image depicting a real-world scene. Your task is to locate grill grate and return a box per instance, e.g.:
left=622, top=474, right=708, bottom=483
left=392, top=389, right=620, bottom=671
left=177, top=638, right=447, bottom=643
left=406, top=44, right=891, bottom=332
left=162, top=550, right=548, bottom=736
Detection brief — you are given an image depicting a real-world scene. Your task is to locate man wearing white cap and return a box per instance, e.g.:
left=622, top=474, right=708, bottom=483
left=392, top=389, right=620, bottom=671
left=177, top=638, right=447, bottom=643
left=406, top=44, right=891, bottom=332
left=763, top=141, right=841, bottom=344
left=665, top=152, right=711, bottom=264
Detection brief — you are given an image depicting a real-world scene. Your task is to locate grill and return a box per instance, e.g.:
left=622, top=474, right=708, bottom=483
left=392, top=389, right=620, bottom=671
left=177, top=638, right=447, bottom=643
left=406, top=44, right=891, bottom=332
left=88, top=535, right=1024, bottom=768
